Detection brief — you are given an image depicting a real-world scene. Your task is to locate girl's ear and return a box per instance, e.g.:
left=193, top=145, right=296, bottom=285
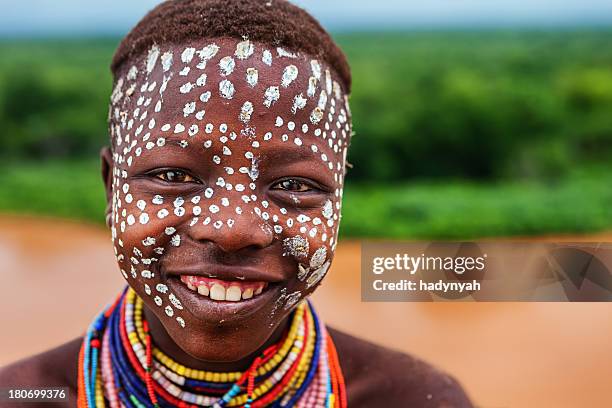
left=100, top=146, right=114, bottom=228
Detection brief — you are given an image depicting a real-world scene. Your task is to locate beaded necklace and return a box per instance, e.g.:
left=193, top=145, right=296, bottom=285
left=78, top=287, right=347, bottom=407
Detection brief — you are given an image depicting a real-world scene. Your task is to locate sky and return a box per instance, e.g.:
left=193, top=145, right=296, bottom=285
left=1, top=0, right=612, bottom=36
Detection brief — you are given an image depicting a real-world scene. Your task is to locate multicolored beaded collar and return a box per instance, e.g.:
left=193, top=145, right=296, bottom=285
left=78, top=287, right=347, bottom=407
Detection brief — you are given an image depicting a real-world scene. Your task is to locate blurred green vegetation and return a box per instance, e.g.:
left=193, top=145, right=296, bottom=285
left=0, top=160, right=610, bottom=239
left=1, top=31, right=612, bottom=238
left=339, top=31, right=612, bottom=181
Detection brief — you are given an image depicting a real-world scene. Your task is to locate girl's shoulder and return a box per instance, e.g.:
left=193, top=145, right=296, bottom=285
left=328, top=327, right=473, bottom=408
left=0, top=337, right=80, bottom=407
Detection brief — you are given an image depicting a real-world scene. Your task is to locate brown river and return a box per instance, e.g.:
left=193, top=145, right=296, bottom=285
left=1, top=215, right=611, bottom=407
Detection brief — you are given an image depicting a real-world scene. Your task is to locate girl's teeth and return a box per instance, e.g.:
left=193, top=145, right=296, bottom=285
left=210, top=284, right=226, bottom=301
left=226, top=286, right=242, bottom=301
left=242, top=288, right=254, bottom=299
left=180, top=275, right=268, bottom=302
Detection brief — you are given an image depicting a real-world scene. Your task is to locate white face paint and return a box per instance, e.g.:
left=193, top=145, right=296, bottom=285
left=107, top=38, right=352, bottom=329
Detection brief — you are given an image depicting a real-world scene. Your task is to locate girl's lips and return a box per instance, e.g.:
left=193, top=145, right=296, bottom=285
left=179, top=275, right=268, bottom=302
left=167, top=276, right=280, bottom=323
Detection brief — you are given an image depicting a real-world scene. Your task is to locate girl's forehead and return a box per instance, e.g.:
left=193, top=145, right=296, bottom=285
left=110, top=38, right=351, bottom=169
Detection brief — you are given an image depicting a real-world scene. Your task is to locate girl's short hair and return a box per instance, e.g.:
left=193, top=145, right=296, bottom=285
left=111, top=0, right=352, bottom=93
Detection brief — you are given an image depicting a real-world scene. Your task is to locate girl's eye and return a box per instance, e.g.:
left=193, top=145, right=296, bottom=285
left=272, top=179, right=313, bottom=192
left=154, top=170, right=198, bottom=183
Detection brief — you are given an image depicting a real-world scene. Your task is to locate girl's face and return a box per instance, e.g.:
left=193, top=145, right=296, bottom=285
left=102, top=38, right=351, bottom=361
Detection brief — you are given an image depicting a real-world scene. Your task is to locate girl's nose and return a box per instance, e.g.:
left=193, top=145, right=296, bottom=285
left=186, top=206, right=274, bottom=253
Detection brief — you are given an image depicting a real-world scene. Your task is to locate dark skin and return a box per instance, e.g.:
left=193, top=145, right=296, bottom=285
left=106, top=39, right=344, bottom=366
left=0, top=39, right=473, bottom=407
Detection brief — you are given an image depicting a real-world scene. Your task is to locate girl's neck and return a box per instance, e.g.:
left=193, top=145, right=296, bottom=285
left=143, top=305, right=290, bottom=372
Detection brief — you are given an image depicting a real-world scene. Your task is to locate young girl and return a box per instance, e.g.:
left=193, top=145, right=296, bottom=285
left=0, top=1, right=472, bottom=406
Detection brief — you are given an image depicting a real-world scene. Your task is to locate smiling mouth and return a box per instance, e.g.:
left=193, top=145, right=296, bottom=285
left=179, top=275, right=269, bottom=302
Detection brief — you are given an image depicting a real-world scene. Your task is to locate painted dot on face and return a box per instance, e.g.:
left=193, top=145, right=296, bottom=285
left=262, top=49, right=273, bottom=66
left=200, top=91, right=211, bottom=103
left=152, top=195, right=163, bottom=205
left=240, top=101, right=254, bottom=124
left=310, top=107, right=324, bottom=125
left=264, top=86, right=280, bottom=108
left=181, top=47, right=196, bottom=63
left=219, top=79, right=235, bottom=99
left=169, top=293, right=183, bottom=310
left=292, top=94, right=307, bottom=114
left=180, top=82, right=195, bottom=94
left=139, top=213, right=150, bottom=224
left=196, top=74, right=207, bottom=87
left=282, top=65, right=299, bottom=87
left=183, top=102, right=196, bottom=117
left=165, top=305, right=174, bottom=317
left=219, top=56, right=236, bottom=76
left=246, top=68, right=258, bottom=87
left=188, top=124, right=199, bottom=136
left=235, top=40, right=254, bottom=60
left=205, top=188, right=214, bottom=198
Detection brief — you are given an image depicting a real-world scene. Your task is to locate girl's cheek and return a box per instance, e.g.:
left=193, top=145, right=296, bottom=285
left=277, top=193, right=342, bottom=290
left=109, top=180, right=190, bottom=323
left=111, top=222, right=189, bottom=329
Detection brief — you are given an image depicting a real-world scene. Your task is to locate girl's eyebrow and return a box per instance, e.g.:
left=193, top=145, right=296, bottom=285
left=262, top=144, right=324, bottom=164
